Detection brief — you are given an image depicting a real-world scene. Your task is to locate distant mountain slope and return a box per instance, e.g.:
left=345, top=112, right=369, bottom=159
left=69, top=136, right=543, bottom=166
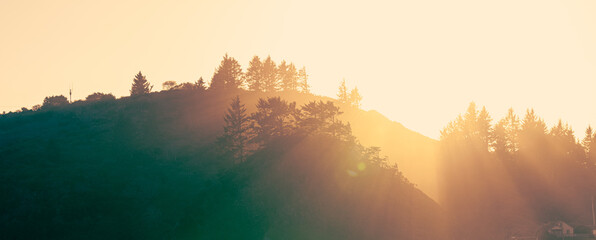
left=0, top=89, right=449, bottom=239
left=341, top=108, right=440, bottom=200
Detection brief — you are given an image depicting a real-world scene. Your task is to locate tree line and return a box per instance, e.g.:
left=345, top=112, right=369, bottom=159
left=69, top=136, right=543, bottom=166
left=2, top=54, right=365, bottom=115
left=337, top=79, right=362, bottom=108
left=441, top=102, right=595, bottom=165
left=439, top=102, right=596, bottom=238
left=218, top=96, right=355, bottom=164
left=155, top=54, right=311, bottom=94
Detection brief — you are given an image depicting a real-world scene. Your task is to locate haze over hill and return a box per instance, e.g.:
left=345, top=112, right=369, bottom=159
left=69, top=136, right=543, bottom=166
left=224, top=90, right=442, bottom=200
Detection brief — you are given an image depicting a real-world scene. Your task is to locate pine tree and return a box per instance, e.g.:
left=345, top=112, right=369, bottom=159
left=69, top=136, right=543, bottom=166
left=337, top=79, right=349, bottom=104
left=582, top=126, right=596, bottom=166
left=550, top=119, right=578, bottom=158
left=349, top=87, right=362, bottom=108
left=130, top=71, right=153, bottom=96
left=298, top=66, right=310, bottom=93
left=221, top=96, right=251, bottom=163
left=440, top=102, right=491, bottom=153
left=521, top=109, right=547, bottom=134
left=284, top=63, right=299, bottom=91
left=493, top=119, right=508, bottom=155
left=277, top=60, right=288, bottom=89
left=463, top=102, right=478, bottom=137
left=519, top=109, right=547, bottom=152
left=261, top=56, right=278, bottom=92
left=583, top=126, right=594, bottom=154
left=477, top=106, right=492, bottom=150
left=210, top=54, right=244, bottom=91
left=195, top=77, right=206, bottom=91
left=491, top=109, right=519, bottom=154
left=278, top=61, right=299, bottom=91
left=299, top=100, right=351, bottom=140
left=246, top=56, right=263, bottom=91
left=502, top=108, right=520, bottom=153
left=251, top=97, right=297, bottom=143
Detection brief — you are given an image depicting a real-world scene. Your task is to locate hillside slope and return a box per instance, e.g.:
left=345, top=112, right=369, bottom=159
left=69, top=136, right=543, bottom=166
left=0, top=89, right=449, bottom=239
left=341, top=108, right=439, bottom=200
left=214, top=90, right=441, bottom=199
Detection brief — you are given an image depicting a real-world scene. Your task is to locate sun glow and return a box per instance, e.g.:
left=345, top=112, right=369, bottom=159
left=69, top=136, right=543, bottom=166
left=2, top=0, right=596, bottom=140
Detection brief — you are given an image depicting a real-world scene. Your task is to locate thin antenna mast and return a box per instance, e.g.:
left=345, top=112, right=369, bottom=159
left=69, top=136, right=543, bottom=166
left=69, top=83, right=73, bottom=103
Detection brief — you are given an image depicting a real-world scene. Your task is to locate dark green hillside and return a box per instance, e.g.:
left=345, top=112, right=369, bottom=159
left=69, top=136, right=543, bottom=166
left=0, top=89, right=449, bottom=239
left=188, top=135, right=447, bottom=239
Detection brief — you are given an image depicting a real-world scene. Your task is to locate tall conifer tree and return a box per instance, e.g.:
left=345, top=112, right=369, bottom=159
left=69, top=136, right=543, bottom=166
left=280, top=62, right=299, bottom=91
left=298, top=66, right=310, bottom=93
left=221, top=96, right=251, bottom=162
left=246, top=56, right=264, bottom=91
left=349, top=87, right=362, bottom=108
left=337, top=79, right=349, bottom=104
left=130, top=71, right=153, bottom=96
left=261, top=56, right=278, bottom=92
left=210, top=54, right=244, bottom=90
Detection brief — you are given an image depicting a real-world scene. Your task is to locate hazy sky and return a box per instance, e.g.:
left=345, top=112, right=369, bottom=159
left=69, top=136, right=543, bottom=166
left=1, top=0, right=595, bottom=139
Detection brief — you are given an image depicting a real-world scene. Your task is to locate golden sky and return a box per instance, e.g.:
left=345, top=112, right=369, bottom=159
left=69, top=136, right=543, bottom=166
left=1, top=0, right=595, bottom=139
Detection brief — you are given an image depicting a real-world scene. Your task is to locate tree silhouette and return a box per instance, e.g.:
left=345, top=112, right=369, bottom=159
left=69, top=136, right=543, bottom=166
left=278, top=61, right=299, bottom=91
left=246, top=56, right=263, bottom=91
left=477, top=106, right=492, bottom=151
left=503, top=108, right=520, bottom=153
left=492, top=108, right=520, bottom=154
left=251, top=97, right=297, bottom=143
left=582, top=126, right=596, bottom=167
left=261, top=56, right=278, bottom=92
left=549, top=120, right=582, bottom=162
left=441, top=102, right=491, bottom=151
left=337, top=79, right=349, bottom=104
left=210, top=54, right=244, bottom=91
left=519, top=109, right=547, bottom=153
left=463, top=102, right=478, bottom=137
left=195, top=77, right=206, bottom=91
left=177, top=82, right=197, bottom=90
left=277, top=60, right=288, bottom=89
left=349, top=87, right=362, bottom=108
left=163, top=80, right=205, bottom=91
left=86, top=92, right=115, bottom=102
left=220, top=96, right=251, bottom=163
left=298, top=66, right=310, bottom=93
left=286, top=63, right=299, bottom=91
left=42, top=95, right=69, bottom=109
left=130, top=71, right=152, bottom=96
left=439, top=102, right=596, bottom=239
left=299, top=100, right=353, bottom=141
left=162, top=81, right=177, bottom=91
left=493, top=119, right=508, bottom=155
left=300, top=101, right=340, bottom=132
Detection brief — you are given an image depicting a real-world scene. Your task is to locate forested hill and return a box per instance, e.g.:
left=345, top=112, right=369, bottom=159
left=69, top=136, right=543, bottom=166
left=0, top=88, right=449, bottom=239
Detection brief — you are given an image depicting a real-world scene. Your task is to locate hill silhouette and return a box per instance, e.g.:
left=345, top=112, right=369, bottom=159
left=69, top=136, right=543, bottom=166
left=0, top=89, right=449, bottom=239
